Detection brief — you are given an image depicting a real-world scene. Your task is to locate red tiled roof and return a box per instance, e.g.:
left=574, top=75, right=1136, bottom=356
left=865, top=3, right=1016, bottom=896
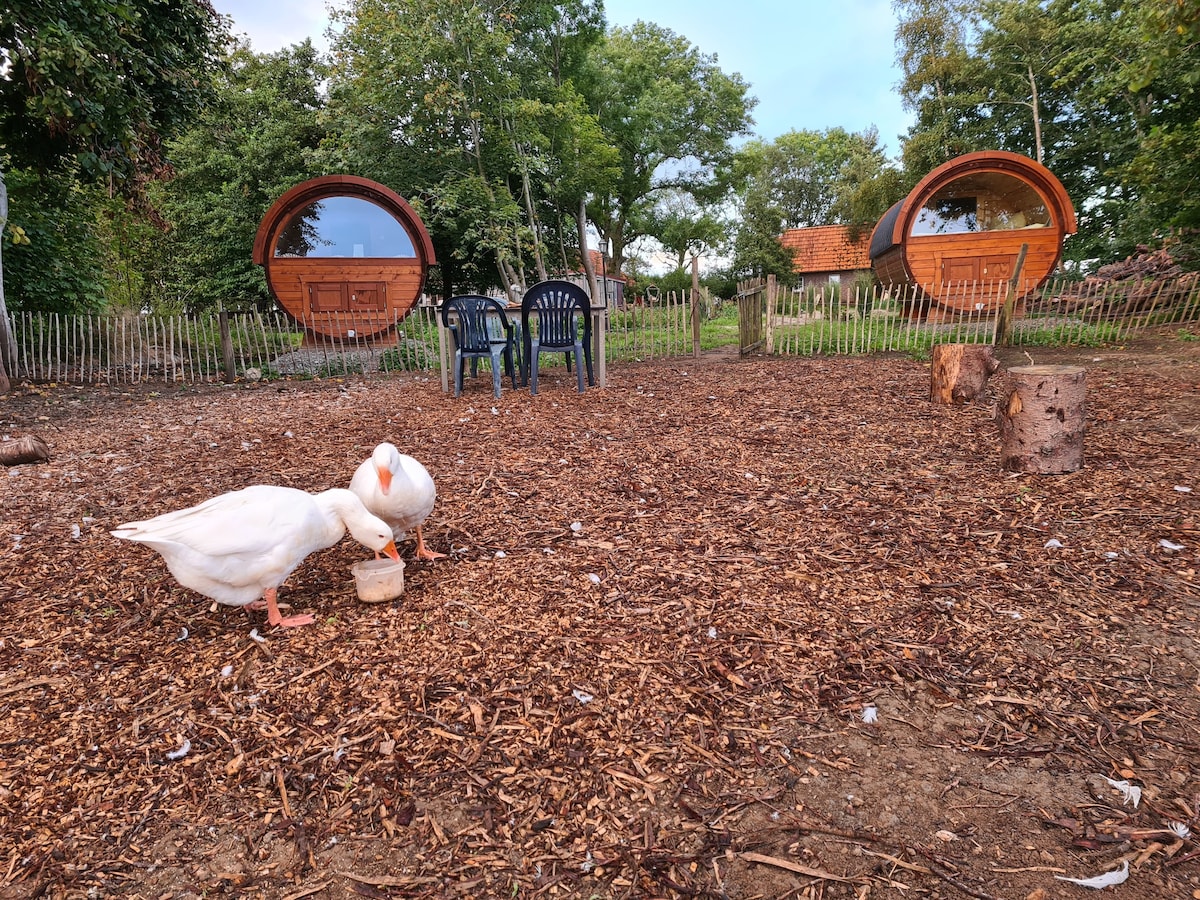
left=573, top=248, right=625, bottom=281
left=780, top=225, right=872, bottom=274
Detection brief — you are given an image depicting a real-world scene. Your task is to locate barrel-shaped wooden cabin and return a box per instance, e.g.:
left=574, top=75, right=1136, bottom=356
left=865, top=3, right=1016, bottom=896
left=253, top=175, right=436, bottom=339
left=869, top=151, right=1075, bottom=318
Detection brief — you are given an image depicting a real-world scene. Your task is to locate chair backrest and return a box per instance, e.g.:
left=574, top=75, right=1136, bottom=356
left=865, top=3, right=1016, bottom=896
left=442, top=295, right=510, bottom=354
left=520, top=280, right=592, bottom=350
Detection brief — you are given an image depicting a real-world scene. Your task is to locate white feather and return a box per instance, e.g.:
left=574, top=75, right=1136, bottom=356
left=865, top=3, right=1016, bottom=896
left=1055, top=860, right=1129, bottom=888
left=1102, top=776, right=1141, bottom=808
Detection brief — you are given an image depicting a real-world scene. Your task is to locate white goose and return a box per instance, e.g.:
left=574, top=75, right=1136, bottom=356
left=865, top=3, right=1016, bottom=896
left=349, top=442, right=444, bottom=560
left=111, top=485, right=400, bottom=628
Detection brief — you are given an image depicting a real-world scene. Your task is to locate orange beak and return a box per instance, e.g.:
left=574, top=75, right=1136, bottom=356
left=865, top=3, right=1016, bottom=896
left=377, top=465, right=392, bottom=495
left=382, top=540, right=401, bottom=563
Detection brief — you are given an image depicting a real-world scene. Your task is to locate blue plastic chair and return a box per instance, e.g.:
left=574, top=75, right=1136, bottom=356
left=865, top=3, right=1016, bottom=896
left=441, top=295, right=520, bottom=399
left=520, top=280, right=594, bottom=395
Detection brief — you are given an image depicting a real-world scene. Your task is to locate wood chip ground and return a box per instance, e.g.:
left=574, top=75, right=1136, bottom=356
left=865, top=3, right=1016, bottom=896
left=1, top=335, right=1198, bottom=900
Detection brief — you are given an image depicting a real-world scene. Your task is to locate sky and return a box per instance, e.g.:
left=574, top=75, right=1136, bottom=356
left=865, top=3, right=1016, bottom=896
left=211, top=0, right=916, bottom=159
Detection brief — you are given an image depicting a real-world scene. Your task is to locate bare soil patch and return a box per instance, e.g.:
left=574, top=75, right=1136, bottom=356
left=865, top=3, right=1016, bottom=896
left=2, top=332, right=1198, bottom=900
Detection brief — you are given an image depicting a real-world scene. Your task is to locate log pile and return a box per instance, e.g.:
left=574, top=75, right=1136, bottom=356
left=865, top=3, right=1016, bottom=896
left=1048, top=240, right=1199, bottom=316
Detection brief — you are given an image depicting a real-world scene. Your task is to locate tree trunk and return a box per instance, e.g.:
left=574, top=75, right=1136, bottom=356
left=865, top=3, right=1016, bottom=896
left=997, top=365, right=1086, bottom=474
left=1, top=434, right=51, bottom=466
left=1027, top=63, right=1043, bottom=165
left=578, top=198, right=598, bottom=301
left=0, top=169, right=13, bottom=393
left=930, top=343, right=999, bottom=404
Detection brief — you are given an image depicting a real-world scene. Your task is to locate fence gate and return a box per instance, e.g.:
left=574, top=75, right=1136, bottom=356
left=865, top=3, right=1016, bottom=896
left=736, top=277, right=767, bottom=354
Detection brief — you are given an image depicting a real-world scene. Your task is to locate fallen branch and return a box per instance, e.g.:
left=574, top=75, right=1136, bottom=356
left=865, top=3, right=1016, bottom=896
left=737, top=851, right=866, bottom=884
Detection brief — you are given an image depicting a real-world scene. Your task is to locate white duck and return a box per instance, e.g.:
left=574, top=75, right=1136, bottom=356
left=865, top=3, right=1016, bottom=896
left=349, top=442, right=443, bottom=561
left=111, top=485, right=400, bottom=628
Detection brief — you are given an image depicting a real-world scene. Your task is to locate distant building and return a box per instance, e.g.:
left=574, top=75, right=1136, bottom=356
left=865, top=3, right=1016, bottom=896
left=780, top=224, right=873, bottom=290
left=562, top=249, right=626, bottom=307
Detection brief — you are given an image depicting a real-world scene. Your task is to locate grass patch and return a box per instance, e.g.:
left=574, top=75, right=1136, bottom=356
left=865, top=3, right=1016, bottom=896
left=605, top=301, right=739, bottom=359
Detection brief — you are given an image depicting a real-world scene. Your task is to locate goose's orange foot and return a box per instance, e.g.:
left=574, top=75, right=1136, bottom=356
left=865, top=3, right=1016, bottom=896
left=415, top=527, right=446, bottom=561
left=263, top=588, right=315, bottom=628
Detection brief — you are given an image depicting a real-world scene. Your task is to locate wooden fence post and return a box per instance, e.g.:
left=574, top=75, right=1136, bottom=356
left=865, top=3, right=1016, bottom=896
left=993, top=243, right=1029, bottom=347
left=765, top=274, right=776, bottom=355
left=219, top=310, right=236, bottom=383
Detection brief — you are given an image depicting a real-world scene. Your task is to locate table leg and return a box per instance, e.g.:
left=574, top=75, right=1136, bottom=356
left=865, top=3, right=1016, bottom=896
left=436, top=316, right=449, bottom=392
left=592, top=307, right=607, bottom=388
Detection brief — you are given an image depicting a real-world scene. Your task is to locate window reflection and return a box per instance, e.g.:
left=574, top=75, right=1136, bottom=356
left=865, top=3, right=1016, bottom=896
left=275, top=196, right=416, bottom=258
left=911, top=173, right=1051, bottom=235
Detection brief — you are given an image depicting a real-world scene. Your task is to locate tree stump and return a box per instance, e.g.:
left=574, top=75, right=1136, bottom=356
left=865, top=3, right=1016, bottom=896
left=0, top=434, right=51, bottom=466
left=930, top=343, right=999, bottom=404
left=997, top=365, right=1086, bottom=474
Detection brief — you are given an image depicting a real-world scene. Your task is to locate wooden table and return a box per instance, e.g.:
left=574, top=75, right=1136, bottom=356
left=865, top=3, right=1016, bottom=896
left=436, top=303, right=607, bottom=393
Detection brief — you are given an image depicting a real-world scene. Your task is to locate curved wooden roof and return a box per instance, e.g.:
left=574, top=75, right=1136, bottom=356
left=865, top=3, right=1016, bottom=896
left=869, top=151, right=1076, bottom=259
left=252, top=174, right=435, bottom=266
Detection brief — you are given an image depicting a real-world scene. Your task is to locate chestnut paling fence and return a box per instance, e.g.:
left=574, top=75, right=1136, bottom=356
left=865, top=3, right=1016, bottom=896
left=5, top=275, right=1199, bottom=385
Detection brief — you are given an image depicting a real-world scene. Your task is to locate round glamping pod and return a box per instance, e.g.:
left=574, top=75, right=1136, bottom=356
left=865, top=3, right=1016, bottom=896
left=869, top=151, right=1076, bottom=319
left=253, top=175, right=436, bottom=339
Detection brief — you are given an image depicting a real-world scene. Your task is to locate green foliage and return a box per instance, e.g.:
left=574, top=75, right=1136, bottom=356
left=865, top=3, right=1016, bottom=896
left=325, top=0, right=610, bottom=295
left=642, top=190, right=728, bottom=270
left=640, top=266, right=731, bottom=300
left=143, top=41, right=328, bottom=314
left=581, top=21, right=754, bottom=274
left=1017, top=320, right=1124, bottom=347
left=605, top=295, right=738, bottom=357
left=2, top=167, right=108, bottom=313
left=730, top=128, right=897, bottom=280
left=0, top=0, right=228, bottom=186
left=766, top=315, right=1123, bottom=358
left=893, top=0, right=1200, bottom=269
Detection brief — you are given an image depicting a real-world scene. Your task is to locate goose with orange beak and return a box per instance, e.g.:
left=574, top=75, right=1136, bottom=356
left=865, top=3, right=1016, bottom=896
left=112, top=486, right=400, bottom=627
left=350, top=442, right=444, bottom=561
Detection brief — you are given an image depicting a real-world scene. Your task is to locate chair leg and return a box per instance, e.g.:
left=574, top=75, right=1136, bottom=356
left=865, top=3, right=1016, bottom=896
left=490, top=349, right=503, bottom=398
left=575, top=348, right=585, bottom=393
left=504, top=346, right=518, bottom=389
left=583, top=344, right=595, bottom=386
left=453, top=353, right=464, bottom=397
left=529, top=343, right=539, bottom=395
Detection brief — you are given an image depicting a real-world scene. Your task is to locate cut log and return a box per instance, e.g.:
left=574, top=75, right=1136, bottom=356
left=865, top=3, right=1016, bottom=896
left=0, top=434, right=51, bottom=466
left=930, top=343, right=1000, bottom=405
left=997, top=365, right=1085, bottom=474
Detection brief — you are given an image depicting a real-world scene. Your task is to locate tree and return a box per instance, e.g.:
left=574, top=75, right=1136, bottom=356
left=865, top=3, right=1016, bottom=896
left=730, top=128, right=896, bottom=280
left=643, top=190, right=728, bottom=271
left=893, top=0, right=1200, bottom=269
left=0, top=0, right=227, bottom=386
left=145, top=41, right=328, bottom=313
left=2, top=167, right=108, bottom=314
left=580, top=21, right=754, bottom=274
left=325, top=0, right=608, bottom=297
left=973, top=0, right=1069, bottom=164
left=893, top=0, right=980, bottom=174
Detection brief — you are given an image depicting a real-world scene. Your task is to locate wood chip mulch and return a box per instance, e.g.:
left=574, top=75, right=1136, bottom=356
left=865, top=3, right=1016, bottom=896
left=1, top=338, right=1198, bottom=900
